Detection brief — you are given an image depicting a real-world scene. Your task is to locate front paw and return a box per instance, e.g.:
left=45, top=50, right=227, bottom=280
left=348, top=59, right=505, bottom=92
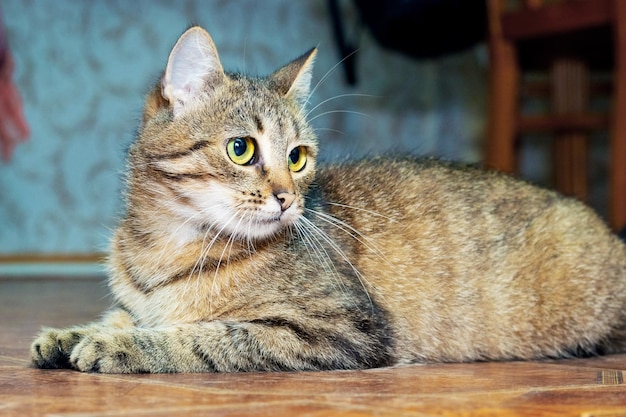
left=31, top=328, right=85, bottom=369
left=70, top=332, right=144, bottom=373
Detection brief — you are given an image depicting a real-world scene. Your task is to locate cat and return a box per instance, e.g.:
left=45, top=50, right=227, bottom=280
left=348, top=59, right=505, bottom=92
left=31, top=26, right=626, bottom=373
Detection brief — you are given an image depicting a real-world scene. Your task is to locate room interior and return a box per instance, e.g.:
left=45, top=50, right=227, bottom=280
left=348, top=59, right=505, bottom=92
left=1, top=0, right=625, bottom=415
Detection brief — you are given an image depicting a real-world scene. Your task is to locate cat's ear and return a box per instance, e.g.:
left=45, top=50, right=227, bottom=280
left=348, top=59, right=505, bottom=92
left=270, top=48, right=317, bottom=106
left=162, top=26, right=225, bottom=116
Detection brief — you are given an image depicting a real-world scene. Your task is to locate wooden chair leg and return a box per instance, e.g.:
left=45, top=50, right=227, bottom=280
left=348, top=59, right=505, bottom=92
left=486, top=0, right=520, bottom=174
left=553, top=134, right=588, bottom=201
left=611, top=0, right=626, bottom=231
left=551, top=59, right=589, bottom=202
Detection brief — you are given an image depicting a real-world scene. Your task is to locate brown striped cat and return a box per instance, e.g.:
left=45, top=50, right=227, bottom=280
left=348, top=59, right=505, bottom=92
left=31, top=26, right=626, bottom=373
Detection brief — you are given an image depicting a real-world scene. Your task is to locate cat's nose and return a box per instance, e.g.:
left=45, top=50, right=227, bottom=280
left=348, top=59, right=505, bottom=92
left=275, top=192, right=296, bottom=211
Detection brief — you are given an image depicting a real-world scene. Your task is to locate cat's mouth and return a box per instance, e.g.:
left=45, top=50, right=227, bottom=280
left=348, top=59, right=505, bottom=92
left=221, top=206, right=300, bottom=242
left=254, top=208, right=298, bottom=227
left=258, top=215, right=281, bottom=224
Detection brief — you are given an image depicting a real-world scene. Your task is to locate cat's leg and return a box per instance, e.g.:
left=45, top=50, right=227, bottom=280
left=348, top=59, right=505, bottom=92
left=30, top=308, right=134, bottom=369
left=69, top=318, right=393, bottom=373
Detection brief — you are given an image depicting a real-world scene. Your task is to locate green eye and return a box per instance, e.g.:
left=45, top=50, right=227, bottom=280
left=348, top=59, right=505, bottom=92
left=288, top=146, right=307, bottom=172
left=227, top=137, right=256, bottom=165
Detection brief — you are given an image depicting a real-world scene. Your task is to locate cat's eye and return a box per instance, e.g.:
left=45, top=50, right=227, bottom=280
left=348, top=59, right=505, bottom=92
left=288, top=146, right=307, bottom=172
left=227, top=137, right=256, bottom=165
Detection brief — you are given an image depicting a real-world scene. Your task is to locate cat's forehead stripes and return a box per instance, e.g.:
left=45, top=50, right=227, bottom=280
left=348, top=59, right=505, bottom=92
left=253, top=115, right=264, bottom=134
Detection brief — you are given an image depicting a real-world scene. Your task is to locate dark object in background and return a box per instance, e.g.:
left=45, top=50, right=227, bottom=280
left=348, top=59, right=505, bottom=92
left=355, top=0, right=486, bottom=59
left=329, top=0, right=487, bottom=85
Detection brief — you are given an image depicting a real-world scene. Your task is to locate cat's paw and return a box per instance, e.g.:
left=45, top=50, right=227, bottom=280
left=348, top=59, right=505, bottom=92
left=70, top=332, right=145, bottom=373
left=31, top=328, right=86, bottom=369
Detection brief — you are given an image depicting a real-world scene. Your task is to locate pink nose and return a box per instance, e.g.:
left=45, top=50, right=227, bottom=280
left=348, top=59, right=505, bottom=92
left=275, top=192, right=296, bottom=211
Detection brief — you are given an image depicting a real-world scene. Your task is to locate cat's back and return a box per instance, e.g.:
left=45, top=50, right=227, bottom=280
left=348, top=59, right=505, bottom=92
left=315, top=157, right=572, bottom=239
left=315, top=156, right=614, bottom=241
left=313, top=157, right=626, bottom=362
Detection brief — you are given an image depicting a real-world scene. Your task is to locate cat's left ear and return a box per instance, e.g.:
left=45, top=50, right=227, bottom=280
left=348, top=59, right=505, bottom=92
left=270, top=48, right=317, bottom=106
left=162, top=26, right=226, bottom=117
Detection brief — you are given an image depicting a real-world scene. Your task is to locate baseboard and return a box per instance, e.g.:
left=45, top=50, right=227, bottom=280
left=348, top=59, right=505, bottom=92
left=0, top=253, right=107, bottom=264
left=0, top=253, right=107, bottom=277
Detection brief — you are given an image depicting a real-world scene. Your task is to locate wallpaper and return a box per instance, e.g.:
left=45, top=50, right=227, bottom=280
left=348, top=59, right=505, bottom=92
left=0, top=0, right=487, bottom=255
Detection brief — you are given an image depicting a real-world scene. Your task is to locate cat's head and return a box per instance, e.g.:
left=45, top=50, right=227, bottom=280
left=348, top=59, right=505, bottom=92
left=128, top=26, right=318, bottom=243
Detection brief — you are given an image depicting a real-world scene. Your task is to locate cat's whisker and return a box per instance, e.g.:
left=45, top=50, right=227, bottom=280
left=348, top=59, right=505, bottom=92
left=187, top=226, right=208, bottom=280
left=191, top=214, right=229, bottom=310
left=301, top=208, right=395, bottom=308
left=304, top=93, right=378, bottom=120
left=244, top=213, right=256, bottom=255
left=312, top=127, right=346, bottom=136
left=325, top=202, right=398, bottom=223
left=304, top=48, right=359, bottom=111
left=186, top=220, right=220, bottom=306
left=292, top=223, right=330, bottom=283
left=226, top=212, right=248, bottom=262
left=189, top=206, right=236, bottom=286
left=292, top=222, right=335, bottom=277
left=297, top=216, right=375, bottom=315
left=308, top=109, right=371, bottom=124
left=292, top=221, right=353, bottom=303
left=154, top=202, right=226, bottom=271
left=306, top=208, right=394, bottom=268
left=208, top=210, right=246, bottom=317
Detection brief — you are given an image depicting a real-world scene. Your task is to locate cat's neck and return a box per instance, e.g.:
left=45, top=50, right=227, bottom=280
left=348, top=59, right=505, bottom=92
left=117, top=203, right=289, bottom=290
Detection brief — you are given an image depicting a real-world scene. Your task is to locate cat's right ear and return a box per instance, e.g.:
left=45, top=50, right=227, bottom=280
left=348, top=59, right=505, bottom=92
left=162, top=26, right=225, bottom=117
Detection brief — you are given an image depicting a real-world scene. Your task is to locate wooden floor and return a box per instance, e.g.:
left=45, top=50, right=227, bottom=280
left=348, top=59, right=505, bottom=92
left=2, top=277, right=626, bottom=416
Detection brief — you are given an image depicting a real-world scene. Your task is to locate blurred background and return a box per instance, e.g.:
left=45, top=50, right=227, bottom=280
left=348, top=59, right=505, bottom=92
left=0, top=0, right=619, bottom=274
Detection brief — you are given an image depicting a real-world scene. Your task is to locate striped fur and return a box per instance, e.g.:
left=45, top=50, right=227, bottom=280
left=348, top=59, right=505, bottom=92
left=32, top=27, right=626, bottom=373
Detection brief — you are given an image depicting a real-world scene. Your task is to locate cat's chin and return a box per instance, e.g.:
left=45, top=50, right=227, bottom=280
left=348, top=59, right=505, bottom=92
left=239, top=221, right=283, bottom=241
left=229, top=210, right=300, bottom=242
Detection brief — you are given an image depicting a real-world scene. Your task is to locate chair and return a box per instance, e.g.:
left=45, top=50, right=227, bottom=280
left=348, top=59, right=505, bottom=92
left=485, top=0, right=626, bottom=231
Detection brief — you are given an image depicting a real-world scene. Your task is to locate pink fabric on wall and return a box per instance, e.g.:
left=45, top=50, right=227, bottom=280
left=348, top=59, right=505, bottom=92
left=0, top=7, right=29, bottom=162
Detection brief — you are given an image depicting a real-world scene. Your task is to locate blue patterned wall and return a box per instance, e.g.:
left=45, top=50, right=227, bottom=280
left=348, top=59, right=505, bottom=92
left=0, top=0, right=487, bottom=256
